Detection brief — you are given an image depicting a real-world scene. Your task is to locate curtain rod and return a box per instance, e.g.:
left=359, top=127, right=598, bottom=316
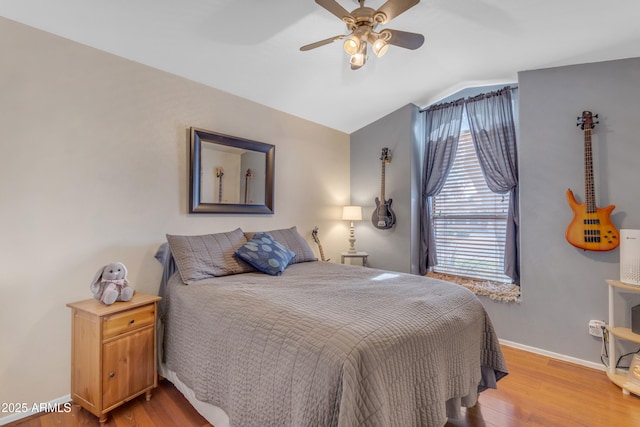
left=419, top=84, right=518, bottom=113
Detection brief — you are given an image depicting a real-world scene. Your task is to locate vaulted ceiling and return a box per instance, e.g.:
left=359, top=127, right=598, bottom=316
left=2, top=0, right=640, bottom=133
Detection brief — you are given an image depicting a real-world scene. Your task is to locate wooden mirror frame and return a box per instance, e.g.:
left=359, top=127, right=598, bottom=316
left=189, top=127, right=275, bottom=214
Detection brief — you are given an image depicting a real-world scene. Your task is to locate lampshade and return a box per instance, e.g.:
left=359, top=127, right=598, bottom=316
left=350, top=53, right=365, bottom=68
left=349, top=42, right=368, bottom=69
left=372, top=38, right=389, bottom=57
left=343, top=35, right=361, bottom=55
left=342, top=205, right=363, bottom=221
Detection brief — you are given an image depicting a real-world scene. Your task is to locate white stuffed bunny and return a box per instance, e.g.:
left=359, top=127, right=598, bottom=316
left=90, top=262, right=134, bottom=305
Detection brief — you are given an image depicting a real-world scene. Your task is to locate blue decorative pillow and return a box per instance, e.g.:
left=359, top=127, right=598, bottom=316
left=235, top=232, right=296, bottom=275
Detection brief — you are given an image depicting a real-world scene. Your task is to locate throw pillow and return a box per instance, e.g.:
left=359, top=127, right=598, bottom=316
left=235, top=232, right=296, bottom=275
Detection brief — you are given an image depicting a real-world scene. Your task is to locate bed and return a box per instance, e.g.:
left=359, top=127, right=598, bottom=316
left=155, top=227, right=507, bottom=427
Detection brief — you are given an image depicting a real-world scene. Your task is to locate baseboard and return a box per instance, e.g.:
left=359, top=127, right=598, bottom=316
left=500, top=339, right=606, bottom=371
left=0, top=394, right=71, bottom=426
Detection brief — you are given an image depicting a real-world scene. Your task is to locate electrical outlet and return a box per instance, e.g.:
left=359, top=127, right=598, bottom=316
left=589, top=319, right=605, bottom=337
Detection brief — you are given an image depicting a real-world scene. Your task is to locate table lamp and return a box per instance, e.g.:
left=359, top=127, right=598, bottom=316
left=342, top=205, right=362, bottom=254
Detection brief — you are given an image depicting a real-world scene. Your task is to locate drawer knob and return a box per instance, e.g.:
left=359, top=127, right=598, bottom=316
left=129, top=319, right=135, bottom=325
left=109, top=371, right=115, bottom=378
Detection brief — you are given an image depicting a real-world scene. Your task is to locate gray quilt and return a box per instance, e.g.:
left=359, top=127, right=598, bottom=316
left=162, top=262, right=507, bottom=427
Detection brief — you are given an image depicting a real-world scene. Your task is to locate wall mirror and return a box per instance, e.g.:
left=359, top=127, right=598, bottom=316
left=189, top=127, right=275, bottom=214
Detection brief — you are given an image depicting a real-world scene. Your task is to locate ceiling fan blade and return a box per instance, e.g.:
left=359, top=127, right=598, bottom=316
left=315, top=0, right=353, bottom=21
left=300, top=35, right=346, bottom=51
left=375, top=0, right=420, bottom=23
left=383, top=29, right=425, bottom=50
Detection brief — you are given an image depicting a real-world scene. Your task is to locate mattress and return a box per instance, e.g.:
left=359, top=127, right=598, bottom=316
left=160, top=261, right=507, bottom=427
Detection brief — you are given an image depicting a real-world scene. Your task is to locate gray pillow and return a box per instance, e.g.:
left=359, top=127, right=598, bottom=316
left=246, top=226, right=317, bottom=264
left=166, top=228, right=254, bottom=283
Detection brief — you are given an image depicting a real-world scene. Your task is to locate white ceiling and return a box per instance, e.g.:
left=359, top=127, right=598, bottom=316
left=2, top=0, right=640, bottom=133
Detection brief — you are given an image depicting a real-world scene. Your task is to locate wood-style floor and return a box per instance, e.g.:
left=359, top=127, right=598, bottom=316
left=446, top=345, right=640, bottom=426
left=8, top=346, right=640, bottom=427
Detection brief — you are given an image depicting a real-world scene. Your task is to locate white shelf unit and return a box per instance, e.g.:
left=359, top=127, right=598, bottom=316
left=606, top=279, right=640, bottom=396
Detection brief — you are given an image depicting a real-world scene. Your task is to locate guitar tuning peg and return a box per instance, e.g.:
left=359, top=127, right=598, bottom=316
left=594, top=114, right=599, bottom=118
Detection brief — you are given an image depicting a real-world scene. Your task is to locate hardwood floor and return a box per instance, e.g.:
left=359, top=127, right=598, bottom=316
left=446, top=346, right=640, bottom=426
left=8, top=346, right=640, bottom=426
left=7, top=382, right=212, bottom=427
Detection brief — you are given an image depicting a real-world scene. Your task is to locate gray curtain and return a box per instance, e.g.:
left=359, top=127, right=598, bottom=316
left=465, top=87, right=520, bottom=284
left=419, top=99, right=465, bottom=275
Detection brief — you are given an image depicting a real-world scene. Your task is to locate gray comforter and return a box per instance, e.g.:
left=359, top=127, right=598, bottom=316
left=162, top=261, right=507, bottom=427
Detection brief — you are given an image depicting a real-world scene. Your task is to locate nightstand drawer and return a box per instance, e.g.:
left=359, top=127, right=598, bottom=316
left=103, top=304, right=155, bottom=339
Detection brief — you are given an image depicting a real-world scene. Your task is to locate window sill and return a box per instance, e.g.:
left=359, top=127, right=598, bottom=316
left=426, top=271, right=520, bottom=303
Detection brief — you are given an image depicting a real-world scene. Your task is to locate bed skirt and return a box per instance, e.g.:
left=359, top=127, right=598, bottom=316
left=160, top=363, right=231, bottom=427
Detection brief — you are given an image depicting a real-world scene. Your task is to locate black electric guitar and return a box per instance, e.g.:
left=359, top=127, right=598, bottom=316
left=372, top=147, right=396, bottom=229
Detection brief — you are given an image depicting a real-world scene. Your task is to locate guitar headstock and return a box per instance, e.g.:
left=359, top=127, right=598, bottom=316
left=245, top=168, right=253, bottom=178
left=380, top=147, right=391, bottom=164
left=215, top=167, right=224, bottom=177
left=311, top=226, right=319, bottom=244
left=577, top=111, right=599, bottom=130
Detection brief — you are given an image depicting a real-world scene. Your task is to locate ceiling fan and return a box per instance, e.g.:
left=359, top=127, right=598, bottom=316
left=301, top=0, right=425, bottom=70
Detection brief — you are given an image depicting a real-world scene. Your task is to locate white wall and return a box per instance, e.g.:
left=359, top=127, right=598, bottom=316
left=0, top=17, right=349, bottom=420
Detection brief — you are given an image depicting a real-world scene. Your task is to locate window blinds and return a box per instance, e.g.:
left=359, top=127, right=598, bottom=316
left=432, top=132, right=510, bottom=283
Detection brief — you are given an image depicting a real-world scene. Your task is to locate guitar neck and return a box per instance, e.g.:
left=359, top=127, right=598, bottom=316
left=244, top=176, right=248, bottom=204
left=312, top=229, right=327, bottom=261
left=244, top=169, right=253, bottom=204
left=318, top=244, right=326, bottom=261
left=380, top=160, right=386, bottom=201
left=584, top=128, right=596, bottom=213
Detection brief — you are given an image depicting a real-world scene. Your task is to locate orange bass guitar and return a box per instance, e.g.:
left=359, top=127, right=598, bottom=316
left=565, top=111, right=619, bottom=251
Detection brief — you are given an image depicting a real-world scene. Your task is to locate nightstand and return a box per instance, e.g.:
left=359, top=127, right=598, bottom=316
left=67, top=292, right=161, bottom=423
left=341, top=251, right=369, bottom=266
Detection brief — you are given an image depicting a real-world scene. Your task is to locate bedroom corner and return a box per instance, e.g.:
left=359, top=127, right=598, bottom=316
left=349, top=56, right=640, bottom=373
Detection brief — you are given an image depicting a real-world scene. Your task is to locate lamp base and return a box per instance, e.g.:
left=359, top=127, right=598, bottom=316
left=347, top=222, right=357, bottom=254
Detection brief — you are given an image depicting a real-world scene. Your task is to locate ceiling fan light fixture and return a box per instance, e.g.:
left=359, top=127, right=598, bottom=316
left=350, top=52, right=366, bottom=68
left=350, top=41, right=368, bottom=69
left=372, top=38, right=389, bottom=57
left=303, top=0, right=424, bottom=70
left=343, top=35, right=361, bottom=55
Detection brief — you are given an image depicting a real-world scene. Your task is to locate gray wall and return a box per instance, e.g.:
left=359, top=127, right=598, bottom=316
left=484, top=57, right=640, bottom=364
left=352, top=57, right=640, bottom=365
left=350, top=104, right=422, bottom=273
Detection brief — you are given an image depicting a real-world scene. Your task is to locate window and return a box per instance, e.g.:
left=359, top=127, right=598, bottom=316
left=432, top=113, right=511, bottom=283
